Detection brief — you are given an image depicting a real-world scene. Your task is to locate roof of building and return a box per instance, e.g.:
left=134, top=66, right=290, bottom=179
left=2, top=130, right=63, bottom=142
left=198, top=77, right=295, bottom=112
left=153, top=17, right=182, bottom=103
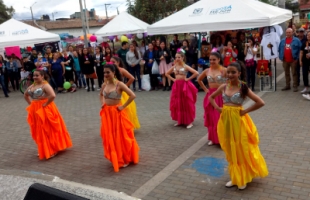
left=300, top=0, right=310, bottom=11
left=23, top=19, right=109, bottom=30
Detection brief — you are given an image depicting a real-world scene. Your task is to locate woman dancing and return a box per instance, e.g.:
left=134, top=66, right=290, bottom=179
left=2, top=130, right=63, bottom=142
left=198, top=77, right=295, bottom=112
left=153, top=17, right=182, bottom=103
left=99, top=64, right=139, bottom=172
left=24, top=69, right=72, bottom=160
left=209, top=61, right=268, bottom=190
left=197, top=52, right=227, bottom=145
left=166, top=49, right=199, bottom=129
left=110, top=56, right=141, bottom=129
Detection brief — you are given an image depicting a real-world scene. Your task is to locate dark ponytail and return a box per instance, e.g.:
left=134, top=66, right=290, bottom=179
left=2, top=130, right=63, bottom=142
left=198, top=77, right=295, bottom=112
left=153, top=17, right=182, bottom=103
left=111, top=56, right=125, bottom=68
left=104, top=64, right=123, bottom=81
left=228, top=61, right=248, bottom=99
left=210, top=51, right=223, bottom=66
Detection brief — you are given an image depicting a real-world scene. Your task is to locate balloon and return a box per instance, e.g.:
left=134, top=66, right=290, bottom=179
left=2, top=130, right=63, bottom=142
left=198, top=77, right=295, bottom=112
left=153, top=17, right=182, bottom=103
left=108, top=36, right=115, bottom=41
left=143, top=32, right=148, bottom=37
left=137, top=33, right=143, bottom=39
left=117, top=35, right=122, bottom=40
left=90, top=35, right=97, bottom=42
left=121, top=35, right=129, bottom=42
left=126, top=34, right=133, bottom=39
left=63, top=82, right=71, bottom=90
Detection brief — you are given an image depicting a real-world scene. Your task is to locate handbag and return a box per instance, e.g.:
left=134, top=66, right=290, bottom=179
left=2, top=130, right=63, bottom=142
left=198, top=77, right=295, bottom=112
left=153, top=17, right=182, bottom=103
left=151, top=61, right=159, bottom=74
left=141, top=74, right=151, bottom=91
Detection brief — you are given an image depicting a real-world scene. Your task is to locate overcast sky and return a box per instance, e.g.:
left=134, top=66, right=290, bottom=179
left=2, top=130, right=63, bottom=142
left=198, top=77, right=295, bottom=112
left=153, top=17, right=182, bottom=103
left=3, top=0, right=129, bottom=20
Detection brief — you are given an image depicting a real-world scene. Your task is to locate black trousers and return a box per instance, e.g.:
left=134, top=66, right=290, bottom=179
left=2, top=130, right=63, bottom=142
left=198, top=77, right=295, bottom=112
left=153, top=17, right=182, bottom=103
left=147, top=67, right=159, bottom=88
left=302, top=65, right=310, bottom=87
left=96, top=66, right=103, bottom=88
left=8, top=71, right=19, bottom=90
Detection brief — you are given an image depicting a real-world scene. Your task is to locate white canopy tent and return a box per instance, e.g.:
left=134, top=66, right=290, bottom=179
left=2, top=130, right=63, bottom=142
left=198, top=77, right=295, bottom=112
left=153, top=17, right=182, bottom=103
left=95, top=12, right=150, bottom=37
left=0, top=19, right=60, bottom=47
left=147, top=0, right=292, bottom=35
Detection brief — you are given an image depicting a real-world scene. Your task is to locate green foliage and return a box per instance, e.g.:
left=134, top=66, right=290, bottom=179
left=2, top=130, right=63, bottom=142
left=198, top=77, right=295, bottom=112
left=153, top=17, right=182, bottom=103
left=0, top=0, right=15, bottom=24
left=127, top=0, right=189, bottom=24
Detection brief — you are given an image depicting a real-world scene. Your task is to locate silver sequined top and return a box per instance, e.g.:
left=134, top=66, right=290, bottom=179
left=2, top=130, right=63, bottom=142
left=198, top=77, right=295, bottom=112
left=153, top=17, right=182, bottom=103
left=174, top=66, right=187, bottom=75
left=222, top=92, right=244, bottom=105
left=206, top=69, right=226, bottom=84
left=27, top=87, right=45, bottom=99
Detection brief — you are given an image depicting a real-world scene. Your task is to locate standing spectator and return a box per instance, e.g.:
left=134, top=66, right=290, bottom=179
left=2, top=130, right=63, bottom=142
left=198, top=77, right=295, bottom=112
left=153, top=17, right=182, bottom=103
left=300, top=31, right=310, bottom=94
left=156, top=41, right=172, bottom=91
left=94, top=46, right=105, bottom=90
left=72, top=50, right=85, bottom=89
left=117, top=42, right=129, bottom=69
left=0, top=55, right=8, bottom=97
left=22, top=55, right=36, bottom=72
left=144, top=43, right=158, bottom=90
left=139, top=40, right=147, bottom=57
left=5, top=56, right=19, bottom=91
left=296, top=28, right=307, bottom=87
left=211, top=35, right=224, bottom=53
left=170, top=34, right=182, bottom=58
left=237, top=31, right=246, bottom=63
left=29, top=48, right=38, bottom=63
left=62, top=50, right=74, bottom=84
left=278, top=28, right=302, bottom=92
left=244, top=37, right=258, bottom=91
left=222, top=41, right=238, bottom=67
left=81, top=48, right=95, bottom=92
left=68, top=45, right=74, bottom=57
left=155, top=39, right=160, bottom=51
left=105, top=47, right=112, bottom=62
left=49, top=53, right=65, bottom=93
left=46, top=47, right=53, bottom=59
left=126, top=44, right=142, bottom=91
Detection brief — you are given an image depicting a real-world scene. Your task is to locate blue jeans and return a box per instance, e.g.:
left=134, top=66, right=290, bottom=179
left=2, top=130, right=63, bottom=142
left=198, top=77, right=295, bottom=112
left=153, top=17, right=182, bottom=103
left=129, top=64, right=141, bottom=89
left=76, top=71, right=86, bottom=87
left=0, top=75, right=8, bottom=96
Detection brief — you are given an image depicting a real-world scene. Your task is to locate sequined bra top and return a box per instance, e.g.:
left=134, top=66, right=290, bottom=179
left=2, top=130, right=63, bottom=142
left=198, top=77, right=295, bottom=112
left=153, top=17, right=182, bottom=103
left=102, top=83, right=122, bottom=100
left=206, top=69, right=226, bottom=84
left=222, top=91, right=245, bottom=105
left=27, top=86, right=45, bottom=99
left=174, top=66, right=187, bottom=75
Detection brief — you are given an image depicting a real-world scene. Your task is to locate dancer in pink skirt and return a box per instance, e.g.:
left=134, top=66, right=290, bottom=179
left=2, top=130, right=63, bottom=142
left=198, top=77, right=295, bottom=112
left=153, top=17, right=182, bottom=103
left=166, top=49, right=199, bottom=129
left=197, top=52, right=227, bottom=145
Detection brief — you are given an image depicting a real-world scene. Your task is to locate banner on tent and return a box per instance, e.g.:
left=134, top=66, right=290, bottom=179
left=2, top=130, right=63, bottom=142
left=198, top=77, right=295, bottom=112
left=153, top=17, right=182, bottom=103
left=34, top=41, right=60, bottom=53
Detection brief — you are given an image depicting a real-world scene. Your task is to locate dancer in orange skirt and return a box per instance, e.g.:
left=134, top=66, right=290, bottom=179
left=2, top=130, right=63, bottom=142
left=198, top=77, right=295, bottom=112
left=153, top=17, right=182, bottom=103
left=99, top=64, right=139, bottom=172
left=24, top=69, right=72, bottom=160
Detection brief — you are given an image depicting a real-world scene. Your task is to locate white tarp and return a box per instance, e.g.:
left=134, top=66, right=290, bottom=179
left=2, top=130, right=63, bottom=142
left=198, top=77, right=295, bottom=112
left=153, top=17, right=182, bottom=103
left=0, top=19, right=60, bottom=47
left=95, top=12, right=150, bottom=37
left=147, top=0, right=292, bottom=35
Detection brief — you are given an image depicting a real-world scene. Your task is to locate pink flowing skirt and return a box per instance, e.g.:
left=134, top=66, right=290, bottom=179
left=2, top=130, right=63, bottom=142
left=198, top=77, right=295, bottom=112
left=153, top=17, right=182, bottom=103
left=203, top=88, right=223, bottom=144
left=170, top=80, right=198, bottom=125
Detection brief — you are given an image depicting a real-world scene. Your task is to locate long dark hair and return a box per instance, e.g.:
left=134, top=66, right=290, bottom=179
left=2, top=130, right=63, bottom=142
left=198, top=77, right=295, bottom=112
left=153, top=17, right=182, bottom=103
left=210, top=51, right=223, bottom=66
left=228, top=61, right=248, bottom=99
left=111, top=56, right=125, bottom=68
left=105, top=47, right=112, bottom=57
left=104, top=64, right=123, bottom=81
left=130, top=44, right=139, bottom=59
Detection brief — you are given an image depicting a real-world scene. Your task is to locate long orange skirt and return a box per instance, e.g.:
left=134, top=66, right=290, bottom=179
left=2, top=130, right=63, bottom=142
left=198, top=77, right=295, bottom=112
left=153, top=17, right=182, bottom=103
left=26, top=99, right=72, bottom=160
left=100, top=104, right=139, bottom=172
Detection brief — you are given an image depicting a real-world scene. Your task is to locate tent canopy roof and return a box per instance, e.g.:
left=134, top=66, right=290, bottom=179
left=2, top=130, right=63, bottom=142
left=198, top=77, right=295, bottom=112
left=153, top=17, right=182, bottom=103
left=147, top=0, right=292, bottom=35
left=0, top=19, right=60, bottom=47
left=95, top=12, right=150, bottom=37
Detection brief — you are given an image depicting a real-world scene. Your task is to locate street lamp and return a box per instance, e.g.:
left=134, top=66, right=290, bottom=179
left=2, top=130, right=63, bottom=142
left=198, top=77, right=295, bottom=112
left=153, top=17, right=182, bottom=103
left=52, top=12, right=58, bottom=21
left=24, top=2, right=37, bottom=22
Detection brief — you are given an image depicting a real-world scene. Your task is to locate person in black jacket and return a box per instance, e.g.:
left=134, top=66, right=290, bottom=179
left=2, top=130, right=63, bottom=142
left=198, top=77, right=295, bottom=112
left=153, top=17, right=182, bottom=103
left=156, top=41, right=172, bottom=91
left=0, top=55, right=9, bottom=97
left=94, top=46, right=105, bottom=90
left=80, top=48, right=95, bottom=92
left=170, top=34, right=182, bottom=60
left=143, top=43, right=159, bottom=90
left=62, top=49, right=74, bottom=83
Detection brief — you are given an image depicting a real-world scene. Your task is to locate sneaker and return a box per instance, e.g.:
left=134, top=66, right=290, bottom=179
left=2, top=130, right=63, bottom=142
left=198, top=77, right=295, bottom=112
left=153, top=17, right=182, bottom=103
left=186, top=124, right=193, bottom=129
left=163, top=87, right=166, bottom=91
left=5, top=95, right=9, bottom=98
left=97, top=88, right=101, bottom=91
left=85, top=86, right=88, bottom=90
left=301, top=88, right=308, bottom=94
left=225, top=181, right=235, bottom=188
left=174, top=123, right=180, bottom=127
left=238, top=185, right=247, bottom=190
left=302, top=94, right=310, bottom=100
left=138, top=89, right=142, bottom=92
left=208, top=141, right=213, bottom=146
left=167, top=86, right=171, bottom=91
left=93, top=85, right=96, bottom=88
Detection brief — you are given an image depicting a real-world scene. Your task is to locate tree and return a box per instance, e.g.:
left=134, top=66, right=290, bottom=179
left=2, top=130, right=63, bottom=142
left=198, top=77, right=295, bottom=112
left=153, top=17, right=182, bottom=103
left=0, top=0, right=15, bottom=24
left=127, top=0, right=189, bottom=24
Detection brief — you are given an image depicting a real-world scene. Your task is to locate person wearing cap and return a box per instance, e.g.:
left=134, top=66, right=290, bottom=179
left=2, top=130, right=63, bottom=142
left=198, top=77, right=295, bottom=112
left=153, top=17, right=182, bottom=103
left=29, top=48, right=37, bottom=63
left=296, top=27, right=307, bottom=87
left=22, top=54, right=36, bottom=72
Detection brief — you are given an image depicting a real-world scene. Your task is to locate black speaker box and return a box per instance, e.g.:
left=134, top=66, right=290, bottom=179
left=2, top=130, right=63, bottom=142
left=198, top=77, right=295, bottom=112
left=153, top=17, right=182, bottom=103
left=23, top=183, right=90, bottom=200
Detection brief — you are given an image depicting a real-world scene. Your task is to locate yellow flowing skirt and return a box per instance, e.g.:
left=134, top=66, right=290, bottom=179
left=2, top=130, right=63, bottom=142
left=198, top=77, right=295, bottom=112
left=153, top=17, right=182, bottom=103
left=218, top=105, right=268, bottom=187
left=120, top=92, right=141, bottom=129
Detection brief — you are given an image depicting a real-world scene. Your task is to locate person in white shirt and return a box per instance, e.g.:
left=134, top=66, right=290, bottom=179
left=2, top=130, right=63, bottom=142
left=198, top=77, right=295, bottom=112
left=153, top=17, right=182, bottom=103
left=244, top=37, right=258, bottom=91
left=126, top=44, right=142, bottom=91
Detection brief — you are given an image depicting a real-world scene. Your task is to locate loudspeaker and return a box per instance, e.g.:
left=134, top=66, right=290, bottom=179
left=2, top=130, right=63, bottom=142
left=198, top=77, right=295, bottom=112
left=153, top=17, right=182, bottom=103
left=24, top=183, right=89, bottom=200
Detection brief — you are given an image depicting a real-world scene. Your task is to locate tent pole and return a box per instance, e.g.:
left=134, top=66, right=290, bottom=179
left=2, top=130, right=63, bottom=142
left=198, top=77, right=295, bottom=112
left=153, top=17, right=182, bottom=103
left=112, top=40, right=115, bottom=53
left=198, top=33, right=202, bottom=58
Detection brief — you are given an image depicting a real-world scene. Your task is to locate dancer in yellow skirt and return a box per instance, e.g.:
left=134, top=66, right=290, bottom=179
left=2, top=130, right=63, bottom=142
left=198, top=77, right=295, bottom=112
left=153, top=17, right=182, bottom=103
left=110, top=56, right=140, bottom=129
left=209, top=61, right=268, bottom=190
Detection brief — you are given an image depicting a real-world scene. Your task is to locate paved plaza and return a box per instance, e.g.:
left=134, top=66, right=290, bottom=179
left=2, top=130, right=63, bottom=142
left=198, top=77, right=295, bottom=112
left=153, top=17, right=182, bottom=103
left=0, top=65, right=310, bottom=200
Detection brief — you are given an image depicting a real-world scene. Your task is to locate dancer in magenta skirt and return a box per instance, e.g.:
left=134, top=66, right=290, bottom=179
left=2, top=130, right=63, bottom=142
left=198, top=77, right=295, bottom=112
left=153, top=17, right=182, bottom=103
left=166, top=49, right=199, bottom=129
left=198, top=52, right=227, bottom=145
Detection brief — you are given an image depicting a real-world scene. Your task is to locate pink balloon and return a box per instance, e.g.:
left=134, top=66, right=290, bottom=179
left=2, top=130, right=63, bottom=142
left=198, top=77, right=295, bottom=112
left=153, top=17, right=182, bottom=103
left=90, top=35, right=97, bottom=42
